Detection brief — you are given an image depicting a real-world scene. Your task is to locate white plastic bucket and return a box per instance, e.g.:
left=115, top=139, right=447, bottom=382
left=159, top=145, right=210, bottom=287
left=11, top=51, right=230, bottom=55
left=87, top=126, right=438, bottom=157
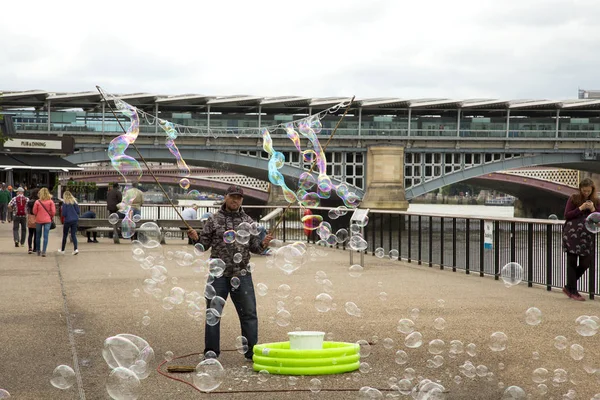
left=288, top=331, right=325, bottom=350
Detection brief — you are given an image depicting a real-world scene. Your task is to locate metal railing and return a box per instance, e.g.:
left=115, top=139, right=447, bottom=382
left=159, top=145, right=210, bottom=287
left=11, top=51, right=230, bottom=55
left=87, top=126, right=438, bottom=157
left=13, top=122, right=600, bottom=140
left=74, top=204, right=598, bottom=298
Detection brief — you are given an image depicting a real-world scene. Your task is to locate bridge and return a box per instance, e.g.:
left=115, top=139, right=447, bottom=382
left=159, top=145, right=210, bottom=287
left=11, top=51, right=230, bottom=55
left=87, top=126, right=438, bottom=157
left=3, top=90, right=600, bottom=213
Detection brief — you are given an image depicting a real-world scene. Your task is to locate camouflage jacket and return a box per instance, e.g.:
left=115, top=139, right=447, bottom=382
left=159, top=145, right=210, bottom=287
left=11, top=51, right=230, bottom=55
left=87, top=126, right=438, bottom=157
left=195, top=204, right=264, bottom=277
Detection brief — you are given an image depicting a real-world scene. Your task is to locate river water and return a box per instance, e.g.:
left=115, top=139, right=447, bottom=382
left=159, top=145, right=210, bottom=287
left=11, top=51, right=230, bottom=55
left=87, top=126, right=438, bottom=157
left=407, top=204, right=515, bottom=218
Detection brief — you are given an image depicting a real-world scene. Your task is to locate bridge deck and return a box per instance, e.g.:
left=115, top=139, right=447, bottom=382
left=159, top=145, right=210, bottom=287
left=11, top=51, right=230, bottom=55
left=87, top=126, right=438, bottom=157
left=0, top=224, right=597, bottom=399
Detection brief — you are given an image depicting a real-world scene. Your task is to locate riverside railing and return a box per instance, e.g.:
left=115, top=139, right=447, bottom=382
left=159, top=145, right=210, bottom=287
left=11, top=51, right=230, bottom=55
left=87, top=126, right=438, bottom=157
left=76, top=204, right=598, bottom=299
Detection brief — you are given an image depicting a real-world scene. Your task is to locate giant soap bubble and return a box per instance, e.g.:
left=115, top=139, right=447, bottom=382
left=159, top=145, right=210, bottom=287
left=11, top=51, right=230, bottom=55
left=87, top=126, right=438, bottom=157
left=194, top=358, right=225, bottom=393
left=585, top=212, right=600, bottom=233
left=102, top=334, right=154, bottom=380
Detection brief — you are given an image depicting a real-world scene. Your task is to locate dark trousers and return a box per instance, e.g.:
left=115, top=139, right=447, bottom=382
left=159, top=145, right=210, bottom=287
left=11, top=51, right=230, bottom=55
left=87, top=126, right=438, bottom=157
left=12, top=215, right=26, bottom=244
left=0, top=203, right=7, bottom=221
left=566, top=253, right=592, bottom=293
left=28, top=227, right=37, bottom=251
left=61, top=221, right=78, bottom=251
left=204, top=275, right=258, bottom=359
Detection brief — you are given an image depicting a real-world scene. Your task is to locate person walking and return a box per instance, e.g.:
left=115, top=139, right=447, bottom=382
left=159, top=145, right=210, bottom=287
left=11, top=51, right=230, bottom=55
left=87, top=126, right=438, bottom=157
left=58, top=191, right=80, bottom=255
left=0, top=183, right=10, bottom=223
left=26, top=188, right=39, bottom=254
left=6, top=185, right=15, bottom=223
left=187, top=185, right=273, bottom=361
left=33, top=187, right=56, bottom=257
left=562, top=177, right=599, bottom=301
left=8, top=187, right=28, bottom=247
left=107, top=183, right=123, bottom=218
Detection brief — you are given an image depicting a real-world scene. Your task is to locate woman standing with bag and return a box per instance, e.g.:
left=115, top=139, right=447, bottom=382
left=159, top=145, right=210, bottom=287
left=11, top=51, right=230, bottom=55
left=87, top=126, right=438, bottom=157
left=562, top=177, right=599, bottom=301
left=33, top=187, right=56, bottom=257
left=26, top=188, right=39, bottom=254
left=58, top=191, right=80, bottom=255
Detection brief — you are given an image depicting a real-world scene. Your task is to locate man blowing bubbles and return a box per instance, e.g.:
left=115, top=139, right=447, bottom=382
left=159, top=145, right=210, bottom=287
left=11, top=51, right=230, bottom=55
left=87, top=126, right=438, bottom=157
left=188, top=185, right=273, bottom=361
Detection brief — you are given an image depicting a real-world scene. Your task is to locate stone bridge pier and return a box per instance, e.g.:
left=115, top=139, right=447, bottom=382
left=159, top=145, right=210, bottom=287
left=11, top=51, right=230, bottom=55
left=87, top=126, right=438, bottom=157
left=361, top=145, right=409, bottom=211
left=513, top=196, right=567, bottom=219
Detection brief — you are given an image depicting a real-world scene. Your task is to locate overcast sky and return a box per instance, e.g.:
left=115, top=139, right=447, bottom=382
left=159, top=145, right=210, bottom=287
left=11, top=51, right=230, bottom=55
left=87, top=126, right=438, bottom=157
left=1, top=0, right=599, bottom=100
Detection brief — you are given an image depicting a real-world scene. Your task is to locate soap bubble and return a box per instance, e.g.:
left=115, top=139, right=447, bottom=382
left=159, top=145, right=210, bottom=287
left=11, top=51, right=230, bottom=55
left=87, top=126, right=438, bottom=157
left=502, top=386, right=526, bottom=399
left=204, top=284, right=216, bottom=300
left=223, top=230, right=235, bottom=243
left=489, top=332, right=508, bottom=352
left=428, top=339, right=445, bottom=355
left=106, top=367, right=141, bottom=400
left=585, top=212, right=600, bottom=233
left=235, top=230, right=250, bottom=245
left=344, top=302, right=361, bottom=317
left=554, top=335, right=568, bottom=350
left=233, top=253, right=243, bottom=264
left=382, top=338, right=394, bottom=349
left=103, top=334, right=154, bottom=380
left=356, top=339, right=371, bottom=358
left=194, top=358, right=225, bottom=393
left=570, top=343, right=584, bottom=360
left=164, top=351, right=174, bottom=361
left=108, top=213, right=120, bottom=225
left=50, top=365, right=76, bottom=389
left=210, top=296, right=226, bottom=316
left=548, top=214, right=558, bottom=220
left=235, top=336, right=249, bottom=354
left=258, top=369, right=270, bottom=382
left=356, top=216, right=369, bottom=227
left=359, top=362, right=371, bottom=373
left=410, top=308, right=420, bottom=319
left=0, top=389, right=9, bottom=399
left=142, top=316, right=151, bottom=326
left=348, top=235, right=368, bottom=251
left=397, top=318, right=415, bottom=334
left=501, top=262, right=524, bottom=287
left=276, top=309, right=291, bottom=326
left=405, top=332, right=423, bottom=348
left=552, top=368, right=568, bottom=383
left=532, top=368, right=549, bottom=383
left=208, top=259, right=225, bottom=278
left=395, top=350, right=408, bottom=365
left=193, top=243, right=205, bottom=256
left=575, top=315, right=599, bottom=336
left=256, top=283, right=268, bottom=296
left=230, top=277, right=240, bottom=290
left=335, top=229, right=349, bottom=243
left=449, top=340, right=464, bottom=355
left=315, top=293, right=333, bottom=312
left=349, top=264, right=364, bottom=277
left=277, top=284, right=291, bottom=299
left=375, top=247, right=385, bottom=258
left=525, top=307, right=542, bottom=326
left=389, top=249, right=399, bottom=260
left=466, top=343, right=477, bottom=357
left=309, top=378, right=322, bottom=393
left=378, top=292, right=388, bottom=301
left=206, top=308, right=220, bottom=326
left=179, top=178, right=190, bottom=189
left=434, top=317, right=446, bottom=330
left=132, top=214, right=141, bottom=223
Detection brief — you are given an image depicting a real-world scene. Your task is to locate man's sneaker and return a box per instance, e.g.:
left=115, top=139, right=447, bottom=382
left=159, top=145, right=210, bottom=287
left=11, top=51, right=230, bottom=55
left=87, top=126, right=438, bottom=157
left=87, top=239, right=93, bottom=243
left=92, top=239, right=99, bottom=243
left=14, top=241, right=19, bottom=248
left=42, top=252, right=46, bottom=257
left=57, top=250, right=65, bottom=255
left=562, top=286, right=572, bottom=299
left=571, top=292, right=586, bottom=301
left=244, top=357, right=253, bottom=362
left=73, top=249, right=79, bottom=255
left=28, top=248, right=32, bottom=254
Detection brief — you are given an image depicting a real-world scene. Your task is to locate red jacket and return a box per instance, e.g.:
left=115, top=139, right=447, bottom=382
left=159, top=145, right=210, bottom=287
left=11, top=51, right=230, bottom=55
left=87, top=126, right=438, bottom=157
left=33, top=200, right=56, bottom=224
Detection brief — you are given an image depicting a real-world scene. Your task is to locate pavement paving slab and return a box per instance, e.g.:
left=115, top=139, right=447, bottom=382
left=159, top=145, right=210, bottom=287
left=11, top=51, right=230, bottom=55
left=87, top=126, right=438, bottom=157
left=0, top=223, right=599, bottom=399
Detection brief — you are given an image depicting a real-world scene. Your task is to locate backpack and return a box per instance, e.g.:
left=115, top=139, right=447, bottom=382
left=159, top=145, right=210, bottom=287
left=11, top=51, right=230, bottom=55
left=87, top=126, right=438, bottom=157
left=15, top=196, right=27, bottom=216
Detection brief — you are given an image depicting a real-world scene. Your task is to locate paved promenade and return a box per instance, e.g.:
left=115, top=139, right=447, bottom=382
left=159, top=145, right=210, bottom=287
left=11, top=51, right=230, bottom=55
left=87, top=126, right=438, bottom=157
left=0, top=223, right=598, bottom=399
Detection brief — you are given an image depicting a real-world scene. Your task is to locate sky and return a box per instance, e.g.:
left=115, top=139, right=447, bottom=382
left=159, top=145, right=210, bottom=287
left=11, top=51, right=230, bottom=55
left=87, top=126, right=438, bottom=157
left=1, top=0, right=599, bottom=100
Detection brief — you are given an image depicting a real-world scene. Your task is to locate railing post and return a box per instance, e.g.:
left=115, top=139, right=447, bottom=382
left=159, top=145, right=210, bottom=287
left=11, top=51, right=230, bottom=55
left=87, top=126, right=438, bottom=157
left=157, top=206, right=161, bottom=220
left=546, top=225, right=553, bottom=291
left=398, top=214, right=403, bottom=261
left=407, top=215, right=412, bottom=263
left=283, top=212, right=286, bottom=243
left=452, top=218, right=456, bottom=272
left=418, top=215, right=422, bottom=265
left=440, top=217, right=444, bottom=270
left=510, top=222, right=516, bottom=262
left=590, top=236, right=596, bottom=300
left=494, top=221, right=500, bottom=280
left=428, top=216, right=433, bottom=267
left=388, top=214, right=393, bottom=252
left=380, top=213, right=385, bottom=253
left=372, top=215, right=377, bottom=256
left=465, top=219, right=470, bottom=274
left=527, top=223, right=534, bottom=287
left=479, top=219, right=484, bottom=277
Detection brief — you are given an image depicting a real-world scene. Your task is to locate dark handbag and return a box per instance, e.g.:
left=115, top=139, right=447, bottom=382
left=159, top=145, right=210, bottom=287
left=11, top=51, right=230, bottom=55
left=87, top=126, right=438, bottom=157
left=37, top=200, right=56, bottom=230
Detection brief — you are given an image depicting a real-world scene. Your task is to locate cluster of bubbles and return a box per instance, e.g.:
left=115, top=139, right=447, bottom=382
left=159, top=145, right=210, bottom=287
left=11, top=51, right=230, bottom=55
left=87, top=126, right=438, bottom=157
left=102, top=334, right=154, bottom=399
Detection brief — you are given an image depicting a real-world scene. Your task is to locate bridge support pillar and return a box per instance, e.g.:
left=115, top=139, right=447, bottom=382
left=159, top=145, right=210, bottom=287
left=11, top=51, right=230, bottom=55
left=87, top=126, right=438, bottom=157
left=267, top=184, right=289, bottom=206
left=361, top=145, right=409, bottom=210
left=513, top=197, right=566, bottom=219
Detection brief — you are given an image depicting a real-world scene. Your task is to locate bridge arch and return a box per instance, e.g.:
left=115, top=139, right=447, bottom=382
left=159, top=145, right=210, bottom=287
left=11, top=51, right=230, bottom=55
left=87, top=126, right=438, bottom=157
left=65, top=148, right=365, bottom=197
left=404, top=153, right=594, bottom=199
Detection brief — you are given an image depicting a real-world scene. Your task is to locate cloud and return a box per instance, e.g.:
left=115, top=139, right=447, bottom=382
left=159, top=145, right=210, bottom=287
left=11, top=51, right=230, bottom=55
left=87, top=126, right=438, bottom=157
left=1, top=0, right=600, bottom=100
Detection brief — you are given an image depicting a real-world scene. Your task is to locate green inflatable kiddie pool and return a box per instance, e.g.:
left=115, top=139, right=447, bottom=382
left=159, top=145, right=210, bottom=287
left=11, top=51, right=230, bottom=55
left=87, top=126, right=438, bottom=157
left=252, top=341, right=360, bottom=376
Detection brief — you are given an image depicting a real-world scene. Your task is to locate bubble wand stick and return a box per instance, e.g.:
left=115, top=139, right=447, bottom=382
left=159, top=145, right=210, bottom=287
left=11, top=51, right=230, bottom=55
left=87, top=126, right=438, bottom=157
left=96, top=85, right=193, bottom=232
left=269, top=95, right=356, bottom=236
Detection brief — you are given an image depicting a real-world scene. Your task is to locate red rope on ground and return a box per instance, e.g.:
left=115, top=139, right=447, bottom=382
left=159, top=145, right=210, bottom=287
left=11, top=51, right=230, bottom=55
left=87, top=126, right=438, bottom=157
left=156, top=347, right=396, bottom=395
